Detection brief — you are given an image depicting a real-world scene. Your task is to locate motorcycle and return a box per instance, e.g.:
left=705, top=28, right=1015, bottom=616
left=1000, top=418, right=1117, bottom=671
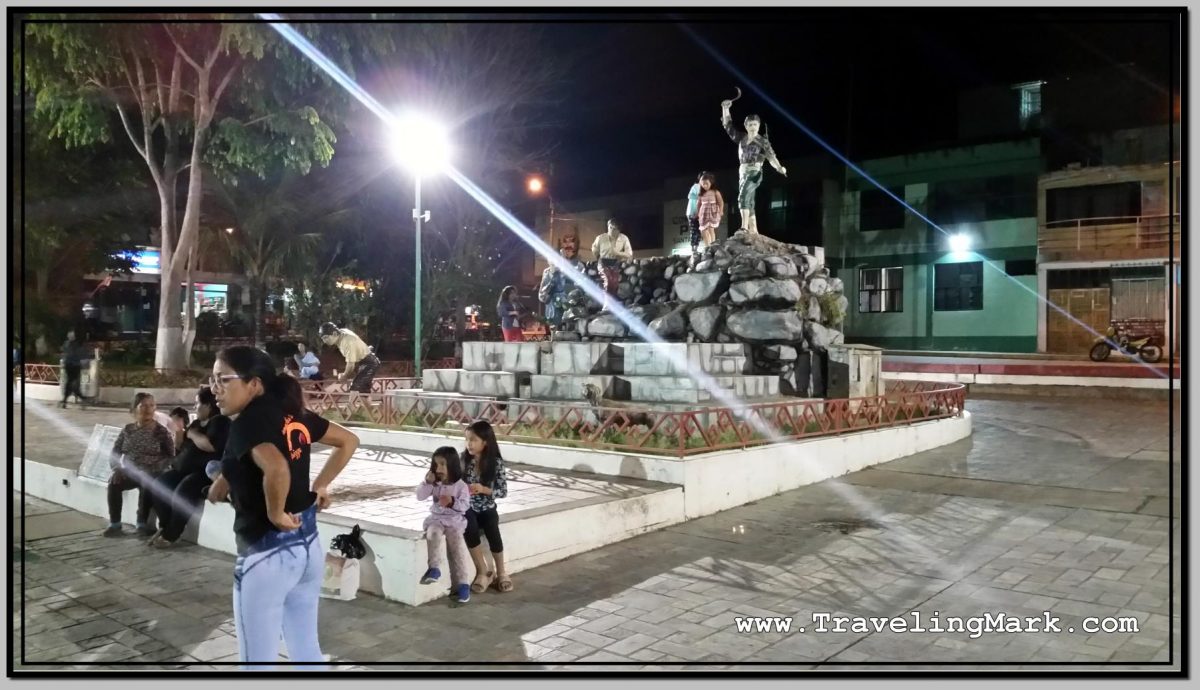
left=1089, top=320, right=1164, bottom=363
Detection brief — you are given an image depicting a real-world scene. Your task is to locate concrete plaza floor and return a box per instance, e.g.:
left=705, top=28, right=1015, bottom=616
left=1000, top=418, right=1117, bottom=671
left=11, top=395, right=1181, bottom=671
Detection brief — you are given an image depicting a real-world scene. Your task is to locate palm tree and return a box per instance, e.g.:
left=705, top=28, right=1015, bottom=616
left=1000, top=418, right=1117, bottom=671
left=209, top=171, right=352, bottom=349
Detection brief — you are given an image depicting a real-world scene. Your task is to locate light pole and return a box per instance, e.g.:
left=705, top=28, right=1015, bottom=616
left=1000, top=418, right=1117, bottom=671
left=413, top=177, right=430, bottom=377
left=526, top=175, right=553, bottom=247
left=390, top=112, right=452, bottom=379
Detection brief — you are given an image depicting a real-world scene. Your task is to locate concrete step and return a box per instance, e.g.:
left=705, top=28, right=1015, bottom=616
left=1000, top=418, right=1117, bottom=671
left=530, top=374, right=629, bottom=401
left=462, top=342, right=543, bottom=374
left=627, top=374, right=779, bottom=404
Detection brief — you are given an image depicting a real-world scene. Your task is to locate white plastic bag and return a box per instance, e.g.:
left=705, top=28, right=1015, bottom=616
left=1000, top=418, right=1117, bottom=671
left=320, top=551, right=360, bottom=601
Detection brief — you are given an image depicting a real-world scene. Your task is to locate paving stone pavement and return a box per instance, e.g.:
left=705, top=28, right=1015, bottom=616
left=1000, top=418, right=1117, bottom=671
left=11, top=395, right=1181, bottom=671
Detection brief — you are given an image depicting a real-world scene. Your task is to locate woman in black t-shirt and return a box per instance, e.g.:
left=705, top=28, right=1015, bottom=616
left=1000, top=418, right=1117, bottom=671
left=148, top=386, right=231, bottom=547
left=204, top=346, right=359, bottom=668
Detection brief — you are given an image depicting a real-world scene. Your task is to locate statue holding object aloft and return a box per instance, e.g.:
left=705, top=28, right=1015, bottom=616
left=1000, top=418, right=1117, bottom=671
left=721, top=87, right=787, bottom=235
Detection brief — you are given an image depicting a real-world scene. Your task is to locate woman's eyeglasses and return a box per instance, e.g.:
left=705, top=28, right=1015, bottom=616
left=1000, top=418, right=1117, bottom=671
left=208, top=374, right=242, bottom=389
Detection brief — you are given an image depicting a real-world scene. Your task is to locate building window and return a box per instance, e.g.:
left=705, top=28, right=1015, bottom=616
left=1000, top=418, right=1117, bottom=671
left=1014, top=81, right=1043, bottom=130
left=1045, top=182, right=1142, bottom=226
left=1047, top=268, right=1111, bottom=290
left=928, top=175, right=1036, bottom=223
left=859, top=187, right=906, bottom=231
left=858, top=267, right=904, bottom=313
left=934, top=262, right=983, bottom=311
left=767, top=186, right=789, bottom=234
left=1004, top=259, right=1036, bottom=276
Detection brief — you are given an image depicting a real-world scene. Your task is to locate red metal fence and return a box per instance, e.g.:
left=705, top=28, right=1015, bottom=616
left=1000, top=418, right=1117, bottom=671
left=302, top=379, right=967, bottom=457
left=299, top=377, right=421, bottom=395
left=17, top=363, right=60, bottom=384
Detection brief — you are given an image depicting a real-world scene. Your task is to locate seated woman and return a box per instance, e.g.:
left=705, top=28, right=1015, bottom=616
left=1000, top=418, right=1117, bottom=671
left=148, top=386, right=231, bottom=548
left=294, top=343, right=322, bottom=381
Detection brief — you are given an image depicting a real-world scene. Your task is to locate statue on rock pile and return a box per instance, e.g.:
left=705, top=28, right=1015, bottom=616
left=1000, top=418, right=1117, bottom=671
left=591, top=219, right=633, bottom=307
left=538, top=238, right=583, bottom=329
left=720, top=87, right=787, bottom=236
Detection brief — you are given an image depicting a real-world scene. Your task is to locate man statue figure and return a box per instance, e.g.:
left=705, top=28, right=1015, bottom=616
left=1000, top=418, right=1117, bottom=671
left=538, top=240, right=583, bottom=328
left=591, top=219, right=633, bottom=300
left=721, top=95, right=787, bottom=235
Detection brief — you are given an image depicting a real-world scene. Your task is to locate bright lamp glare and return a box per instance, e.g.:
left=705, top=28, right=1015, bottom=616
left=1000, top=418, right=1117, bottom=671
left=527, top=177, right=544, bottom=194
left=949, top=233, right=971, bottom=253
left=389, top=112, right=452, bottom=176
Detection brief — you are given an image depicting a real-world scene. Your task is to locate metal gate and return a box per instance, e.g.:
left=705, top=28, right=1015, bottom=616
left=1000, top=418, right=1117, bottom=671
left=1112, top=277, right=1166, bottom=321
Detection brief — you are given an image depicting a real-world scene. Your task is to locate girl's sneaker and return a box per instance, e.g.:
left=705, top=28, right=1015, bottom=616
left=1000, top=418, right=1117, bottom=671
left=454, top=583, right=470, bottom=604
left=419, top=568, right=441, bottom=584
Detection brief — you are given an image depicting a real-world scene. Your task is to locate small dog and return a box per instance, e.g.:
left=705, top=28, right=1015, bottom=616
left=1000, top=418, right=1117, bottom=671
left=581, top=382, right=654, bottom=430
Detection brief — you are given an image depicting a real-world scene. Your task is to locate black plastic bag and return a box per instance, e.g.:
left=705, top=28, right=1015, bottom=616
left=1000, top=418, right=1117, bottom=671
left=330, top=524, right=367, bottom=559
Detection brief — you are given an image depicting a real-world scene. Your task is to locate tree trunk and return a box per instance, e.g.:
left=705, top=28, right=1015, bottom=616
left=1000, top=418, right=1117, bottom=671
left=251, top=277, right=265, bottom=350
left=35, top=269, right=50, bottom=300
left=182, top=246, right=197, bottom=368
left=155, top=66, right=209, bottom=371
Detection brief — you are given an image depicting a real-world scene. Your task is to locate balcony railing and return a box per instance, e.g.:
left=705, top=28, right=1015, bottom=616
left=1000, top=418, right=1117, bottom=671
left=1039, top=213, right=1181, bottom=254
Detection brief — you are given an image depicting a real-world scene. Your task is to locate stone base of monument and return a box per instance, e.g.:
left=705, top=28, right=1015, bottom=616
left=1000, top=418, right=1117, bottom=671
left=422, top=341, right=793, bottom=404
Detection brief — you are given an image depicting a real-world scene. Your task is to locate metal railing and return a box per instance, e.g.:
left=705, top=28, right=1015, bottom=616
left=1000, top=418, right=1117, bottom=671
left=1039, top=213, right=1181, bottom=253
left=98, top=368, right=208, bottom=388
left=299, top=377, right=421, bottom=395
left=17, top=363, right=60, bottom=384
left=302, top=379, right=967, bottom=457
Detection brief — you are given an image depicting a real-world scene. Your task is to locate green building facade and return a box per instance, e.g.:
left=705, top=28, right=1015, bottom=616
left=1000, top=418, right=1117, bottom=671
left=826, top=139, right=1043, bottom=352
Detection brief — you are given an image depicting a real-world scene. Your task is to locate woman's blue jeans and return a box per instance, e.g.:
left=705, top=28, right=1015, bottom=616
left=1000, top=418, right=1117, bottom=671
left=232, top=505, right=325, bottom=669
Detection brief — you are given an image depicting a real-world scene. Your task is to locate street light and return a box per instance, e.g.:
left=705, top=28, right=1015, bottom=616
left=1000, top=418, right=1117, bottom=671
left=526, top=174, right=556, bottom=251
left=949, top=232, right=972, bottom=255
left=390, top=111, right=452, bottom=379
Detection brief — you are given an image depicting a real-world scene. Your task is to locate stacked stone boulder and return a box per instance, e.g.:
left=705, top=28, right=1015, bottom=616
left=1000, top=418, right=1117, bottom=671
left=555, top=231, right=847, bottom=396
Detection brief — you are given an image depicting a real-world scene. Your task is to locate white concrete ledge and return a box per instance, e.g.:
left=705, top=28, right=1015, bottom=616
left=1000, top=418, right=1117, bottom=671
left=20, top=382, right=200, bottom=405
left=14, top=456, right=685, bottom=606
left=17, top=407, right=970, bottom=606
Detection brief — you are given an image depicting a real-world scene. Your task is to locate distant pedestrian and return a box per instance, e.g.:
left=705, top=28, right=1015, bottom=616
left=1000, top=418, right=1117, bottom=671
left=105, top=392, right=174, bottom=538
left=319, top=323, right=378, bottom=393
left=416, top=446, right=472, bottom=604
left=497, top=286, right=524, bottom=343
left=60, top=330, right=87, bottom=408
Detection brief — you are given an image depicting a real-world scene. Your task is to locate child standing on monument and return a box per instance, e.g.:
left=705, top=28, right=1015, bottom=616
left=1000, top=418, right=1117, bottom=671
left=685, top=174, right=703, bottom=256
left=417, top=446, right=472, bottom=604
left=696, top=172, right=724, bottom=251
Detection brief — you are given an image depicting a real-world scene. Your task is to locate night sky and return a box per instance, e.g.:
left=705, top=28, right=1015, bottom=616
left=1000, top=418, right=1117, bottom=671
left=533, top=10, right=1178, bottom=200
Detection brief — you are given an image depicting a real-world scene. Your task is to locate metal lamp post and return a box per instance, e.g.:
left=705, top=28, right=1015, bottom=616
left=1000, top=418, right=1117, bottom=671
left=413, top=177, right=431, bottom=378
left=391, top=112, right=451, bottom=380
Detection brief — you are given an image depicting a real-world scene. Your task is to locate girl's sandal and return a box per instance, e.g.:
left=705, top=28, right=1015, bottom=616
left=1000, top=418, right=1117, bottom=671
left=493, top=575, right=513, bottom=593
left=470, top=570, right=493, bottom=594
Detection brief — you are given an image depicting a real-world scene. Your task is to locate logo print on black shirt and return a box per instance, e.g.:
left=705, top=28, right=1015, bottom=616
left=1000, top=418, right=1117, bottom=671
left=283, top=416, right=311, bottom=462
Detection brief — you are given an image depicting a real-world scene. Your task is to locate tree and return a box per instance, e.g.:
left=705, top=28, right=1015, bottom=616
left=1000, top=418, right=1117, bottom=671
left=208, top=169, right=354, bottom=349
left=13, top=113, right=147, bottom=357
left=22, top=15, right=394, bottom=369
left=333, top=22, right=566, bottom=358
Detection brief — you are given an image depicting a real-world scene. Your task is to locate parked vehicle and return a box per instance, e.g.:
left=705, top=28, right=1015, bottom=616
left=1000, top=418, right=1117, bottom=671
left=1089, top=318, right=1164, bottom=363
